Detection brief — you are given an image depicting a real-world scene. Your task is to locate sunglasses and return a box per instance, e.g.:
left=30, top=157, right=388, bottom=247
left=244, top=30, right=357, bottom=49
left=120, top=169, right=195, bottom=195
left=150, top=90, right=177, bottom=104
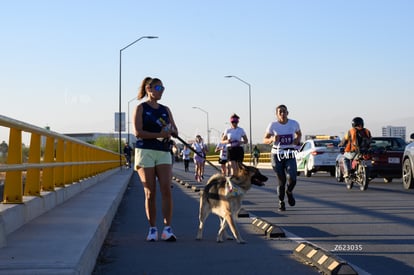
left=152, top=85, right=165, bottom=92
left=230, top=120, right=239, bottom=124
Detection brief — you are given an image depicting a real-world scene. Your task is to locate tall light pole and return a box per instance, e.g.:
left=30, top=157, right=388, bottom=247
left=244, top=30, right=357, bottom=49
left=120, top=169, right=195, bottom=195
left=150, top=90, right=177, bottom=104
left=192, top=106, right=210, bottom=147
left=225, top=75, right=252, bottom=162
left=210, top=127, right=223, bottom=144
left=118, top=35, right=158, bottom=167
left=127, top=96, right=137, bottom=146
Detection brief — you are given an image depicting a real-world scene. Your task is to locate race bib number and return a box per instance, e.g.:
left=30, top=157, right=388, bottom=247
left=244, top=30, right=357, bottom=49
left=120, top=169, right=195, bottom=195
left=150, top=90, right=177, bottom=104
left=277, top=134, right=294, bottom=146
left=230, top=140, right=240, bottom=147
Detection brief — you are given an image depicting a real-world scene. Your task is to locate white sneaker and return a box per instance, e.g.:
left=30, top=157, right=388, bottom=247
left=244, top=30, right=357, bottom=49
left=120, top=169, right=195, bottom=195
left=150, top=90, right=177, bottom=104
left=161, top=226, right=176, bottom=242
left=146, top=227, right=158, bottom=242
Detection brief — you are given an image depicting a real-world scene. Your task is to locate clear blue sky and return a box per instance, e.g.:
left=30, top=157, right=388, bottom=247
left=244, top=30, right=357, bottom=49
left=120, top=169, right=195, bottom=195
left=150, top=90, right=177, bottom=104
left=1, top=0, right=413, bottom=145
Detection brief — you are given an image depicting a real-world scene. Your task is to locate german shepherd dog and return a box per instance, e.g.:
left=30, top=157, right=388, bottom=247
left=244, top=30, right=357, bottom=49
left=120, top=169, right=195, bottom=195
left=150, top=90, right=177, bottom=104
left=196, top=163, right=268, bottom=244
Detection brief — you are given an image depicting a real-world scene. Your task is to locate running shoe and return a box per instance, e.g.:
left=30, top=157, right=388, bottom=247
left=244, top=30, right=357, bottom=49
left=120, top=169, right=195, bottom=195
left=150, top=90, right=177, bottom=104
left=286, top=191, right=296, bottom=206
left=146, top=227, right=158, bottom=242
left=278, top=201, right=286, bottom=211
left=161, top=226, right=177, bottom=242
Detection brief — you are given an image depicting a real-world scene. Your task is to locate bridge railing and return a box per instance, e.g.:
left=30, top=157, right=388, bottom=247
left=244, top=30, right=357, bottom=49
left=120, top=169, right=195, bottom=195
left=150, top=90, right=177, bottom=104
left=205, top=152, right=271, bottom=164
left=0, top=114, right=123, bottom=204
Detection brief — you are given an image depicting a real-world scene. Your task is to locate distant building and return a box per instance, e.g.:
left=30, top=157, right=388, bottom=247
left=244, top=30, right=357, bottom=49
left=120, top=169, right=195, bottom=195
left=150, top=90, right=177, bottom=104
left=381, top=126, right=406, bottom=140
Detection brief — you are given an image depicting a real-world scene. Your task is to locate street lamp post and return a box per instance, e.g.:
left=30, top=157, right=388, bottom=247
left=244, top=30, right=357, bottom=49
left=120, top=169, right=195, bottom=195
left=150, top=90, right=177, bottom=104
left=210, top=127, right=223, bottom=144
left=224, top=75, right=252, bottom=163
left=118, top=35, right=158, bottom=168
left=192, top=106, right=210, bottom=147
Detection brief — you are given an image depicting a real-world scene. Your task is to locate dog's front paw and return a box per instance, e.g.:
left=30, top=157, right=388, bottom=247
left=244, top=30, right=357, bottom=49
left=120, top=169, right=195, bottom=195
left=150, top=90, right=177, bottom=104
left=237, top=239, right=247, bottom=244
left=196, top=229, right=203, bottom=241
left=223, top=231, right=234, bottom=240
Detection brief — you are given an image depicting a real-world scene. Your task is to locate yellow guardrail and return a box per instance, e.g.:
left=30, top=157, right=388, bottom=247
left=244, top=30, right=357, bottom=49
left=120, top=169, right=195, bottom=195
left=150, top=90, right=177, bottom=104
left=205, top=152, right=271, bottom=163
left=0, top=114, right=123, bottom=204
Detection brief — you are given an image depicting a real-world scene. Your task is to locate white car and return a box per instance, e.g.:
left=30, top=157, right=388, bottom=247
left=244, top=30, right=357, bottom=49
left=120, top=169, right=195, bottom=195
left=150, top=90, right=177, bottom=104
left=296, top=136, right=341, bottom=177
left=402, top=133, right=414, bottom=189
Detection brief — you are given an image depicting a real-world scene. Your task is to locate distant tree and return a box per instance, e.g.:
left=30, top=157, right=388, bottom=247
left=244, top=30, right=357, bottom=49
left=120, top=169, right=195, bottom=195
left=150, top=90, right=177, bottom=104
left=22, top=143, right=30, bottom=162
left=0, top=141, right=7, bottom=163
left=93, top=136, right=120, bottom=153
left=0, top=141, right=7, bottom=154
left=0, top=141, right=31, bottom=163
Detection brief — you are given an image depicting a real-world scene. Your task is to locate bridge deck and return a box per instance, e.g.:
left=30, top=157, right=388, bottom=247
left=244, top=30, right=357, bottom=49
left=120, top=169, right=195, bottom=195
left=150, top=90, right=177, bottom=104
left=0, top=164, right=318, bottom=275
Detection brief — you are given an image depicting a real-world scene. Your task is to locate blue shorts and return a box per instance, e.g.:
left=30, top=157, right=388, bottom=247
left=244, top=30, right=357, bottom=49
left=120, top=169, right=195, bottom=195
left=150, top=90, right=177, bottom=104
left=134, top=148, right=172, bottom=169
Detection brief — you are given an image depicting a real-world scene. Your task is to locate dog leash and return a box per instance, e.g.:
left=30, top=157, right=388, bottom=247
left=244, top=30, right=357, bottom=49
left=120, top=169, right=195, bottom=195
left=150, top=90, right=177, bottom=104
left=174, top=135, right=221, bottom=172
left=225, top=177, right=245, bottom=197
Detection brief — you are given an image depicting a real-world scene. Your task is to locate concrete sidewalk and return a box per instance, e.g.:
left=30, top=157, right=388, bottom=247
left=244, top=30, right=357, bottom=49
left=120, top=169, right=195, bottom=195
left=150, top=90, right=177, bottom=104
left=0, top=168, right=133, bottom=275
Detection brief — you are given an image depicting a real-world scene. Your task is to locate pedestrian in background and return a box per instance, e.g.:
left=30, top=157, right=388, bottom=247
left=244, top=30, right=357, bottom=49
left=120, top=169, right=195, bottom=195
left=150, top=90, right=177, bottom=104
left=132, top=76, right=178, bottom=242
left=192, top=135, right=207, bottom=182
left=215, top=136, right=230, bottom=176
left=170, top=140, right=179, bottom=165
left=222, top=113, right=248, bottom=176
left=252, top=145, right=261, bottom=167
left=263, top=104, right=302, bottom=212
left=181, top=144, right=191, bottom=172
left=123, top=143, right=132, bottom=168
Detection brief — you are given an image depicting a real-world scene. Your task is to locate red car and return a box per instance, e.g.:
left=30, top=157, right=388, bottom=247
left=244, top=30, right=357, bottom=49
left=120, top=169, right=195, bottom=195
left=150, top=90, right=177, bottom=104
left=335, top=137, right=406, bottom=183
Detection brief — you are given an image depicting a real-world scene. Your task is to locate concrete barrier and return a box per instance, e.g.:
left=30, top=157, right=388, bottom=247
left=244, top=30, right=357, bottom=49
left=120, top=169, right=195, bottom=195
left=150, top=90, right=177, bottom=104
left=293, top=242, right=358, bottom=275
left=0, top=169, right=118, bottom=248
left=251, top=217, right=286, bottom=238
left=0, top=168, right=133, bottom=274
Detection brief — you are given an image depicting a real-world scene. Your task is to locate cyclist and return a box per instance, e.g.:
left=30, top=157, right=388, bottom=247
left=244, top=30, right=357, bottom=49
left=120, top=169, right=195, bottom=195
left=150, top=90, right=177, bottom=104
left=340, top=117, right=372, bottom=181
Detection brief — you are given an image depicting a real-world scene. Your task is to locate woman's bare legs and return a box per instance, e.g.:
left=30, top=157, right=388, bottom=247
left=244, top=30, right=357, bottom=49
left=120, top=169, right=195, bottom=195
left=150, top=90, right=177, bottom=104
left=137, top=167, right=157, bottom=227
left=156, top=164, right=173, bottom=226
left=137, top=164, right=173, bottom=226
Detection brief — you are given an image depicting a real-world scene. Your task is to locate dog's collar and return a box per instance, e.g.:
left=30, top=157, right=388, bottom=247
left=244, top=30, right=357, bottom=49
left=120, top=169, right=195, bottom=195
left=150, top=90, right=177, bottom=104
left=225, top=177, right=245, bottom=198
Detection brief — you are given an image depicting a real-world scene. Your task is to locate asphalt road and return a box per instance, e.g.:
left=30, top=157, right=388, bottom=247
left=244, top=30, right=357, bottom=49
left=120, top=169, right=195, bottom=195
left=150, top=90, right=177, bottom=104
left=246, top=166, right=414, bottom=274
left=92, top=165, right=319, bottom=275
left=267, top=173, right=414, bottom=274
left=93, top=161, right=414, bottom=274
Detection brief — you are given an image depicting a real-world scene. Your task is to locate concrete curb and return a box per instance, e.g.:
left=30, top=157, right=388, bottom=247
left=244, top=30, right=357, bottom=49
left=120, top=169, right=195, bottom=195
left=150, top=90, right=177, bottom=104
left=0, top=169, right=119, bottom=248
left=251, top=217, right=286, bottom=238
left=0, top=168, right=133, bottom=275
left=293, top=242, right=358, bottom=275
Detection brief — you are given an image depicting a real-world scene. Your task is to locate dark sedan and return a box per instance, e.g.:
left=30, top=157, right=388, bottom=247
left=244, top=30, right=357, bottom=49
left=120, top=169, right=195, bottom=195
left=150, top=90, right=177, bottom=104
left=369, top=137, right=406, bottom=182
left=336, top=137, right=406, bottom=183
